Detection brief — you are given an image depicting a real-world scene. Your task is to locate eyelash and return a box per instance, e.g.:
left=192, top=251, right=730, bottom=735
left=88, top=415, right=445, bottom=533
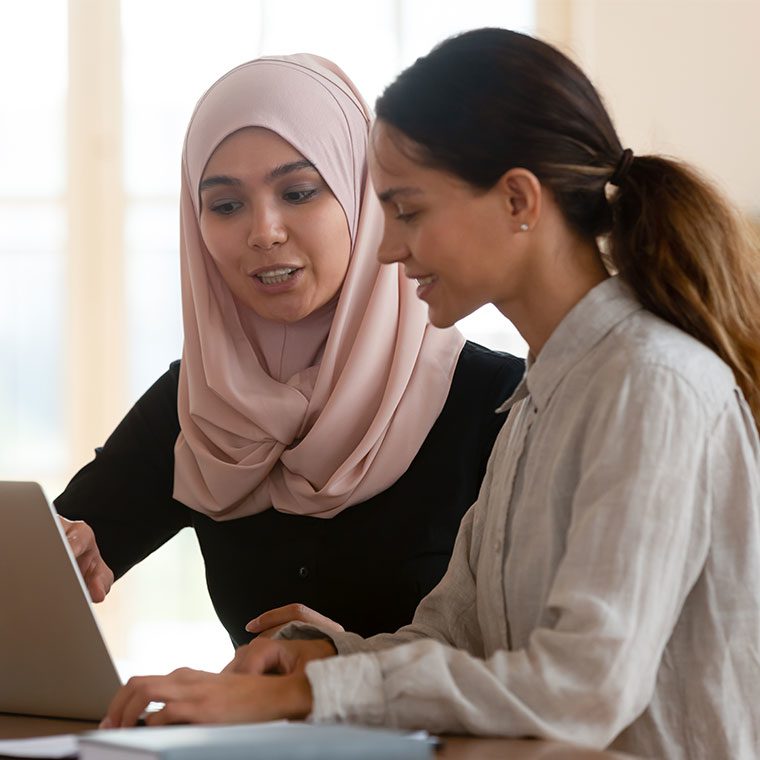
left=208, top=188, right=319, bottom=216
left=283, top=188, right=319, bottom=204
left=394, top=210, right=418, bottom=223
left=210, top=201, right=242, bottom=216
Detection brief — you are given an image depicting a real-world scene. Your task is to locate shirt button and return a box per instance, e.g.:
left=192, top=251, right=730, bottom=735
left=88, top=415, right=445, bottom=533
left=298, top=566, right=310, bottom=579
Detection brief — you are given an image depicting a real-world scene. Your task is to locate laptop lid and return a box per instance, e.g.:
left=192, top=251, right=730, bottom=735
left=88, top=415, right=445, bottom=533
left=0, top=481, right=122, bottom=720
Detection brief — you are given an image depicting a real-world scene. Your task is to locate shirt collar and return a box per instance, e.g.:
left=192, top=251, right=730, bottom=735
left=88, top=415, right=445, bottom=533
left=496, top=277, right=643, bottom=413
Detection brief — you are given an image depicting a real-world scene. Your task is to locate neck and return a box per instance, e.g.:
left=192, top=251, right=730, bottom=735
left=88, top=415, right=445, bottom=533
left=497, top=229, right=609, bottom=357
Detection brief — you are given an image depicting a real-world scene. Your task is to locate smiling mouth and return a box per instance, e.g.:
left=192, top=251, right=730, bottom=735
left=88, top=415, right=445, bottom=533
left=253, top=267, right=301, bottom=285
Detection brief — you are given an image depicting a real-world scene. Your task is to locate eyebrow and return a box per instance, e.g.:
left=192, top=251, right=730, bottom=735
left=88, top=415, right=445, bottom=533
left=199, top=160, right=317, bottom=192
left=377, top=187, right=423, bottom=203
left=199, top=175, right=241, bottom=191
left=269, top=159, right=317, bottom=179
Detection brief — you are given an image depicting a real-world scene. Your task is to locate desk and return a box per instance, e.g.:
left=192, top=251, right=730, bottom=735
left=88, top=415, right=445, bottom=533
left=0, top=714, right=639, bottom=759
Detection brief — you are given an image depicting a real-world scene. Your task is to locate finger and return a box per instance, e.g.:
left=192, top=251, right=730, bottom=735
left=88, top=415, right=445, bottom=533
left=62, top=525, right=89, bottom=559
left=91, top=563, right=113, bottom=600
left=65, top=524, right=114, bottom=601
left=119, top=688, right=158, bottom=728
left=104, top=672, right=198, bottom=728
left=246, top=603, right=345, bottom=634
left=256, top=623, right=286, bottom=639
left=102, top=676, right=153, bottom=728
left=87, top=580, right=106, bottom=604
left=246, top=603, right=306, bottom=633
left=62, top=520, right=99, bottom=559
left=83, top=554, right=114, bottom=602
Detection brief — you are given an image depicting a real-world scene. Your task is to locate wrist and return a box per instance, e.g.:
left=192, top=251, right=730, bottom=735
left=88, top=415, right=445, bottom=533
left=282, top=672, right=313, bottom=720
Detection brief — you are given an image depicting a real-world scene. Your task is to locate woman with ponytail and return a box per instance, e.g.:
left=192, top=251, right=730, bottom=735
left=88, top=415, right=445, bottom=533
left=104, top=29, right=760, bottom=760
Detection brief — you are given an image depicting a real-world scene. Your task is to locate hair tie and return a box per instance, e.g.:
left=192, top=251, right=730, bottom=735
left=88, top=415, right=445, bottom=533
left=609, top=148, right=634, bottom=187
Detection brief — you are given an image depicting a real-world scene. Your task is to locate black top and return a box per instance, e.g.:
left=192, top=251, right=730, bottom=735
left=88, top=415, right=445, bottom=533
left=55, top=342, right=524, bottom=646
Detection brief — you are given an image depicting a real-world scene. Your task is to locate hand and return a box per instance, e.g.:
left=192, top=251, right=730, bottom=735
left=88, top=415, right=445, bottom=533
left=58, top=516, right=114, bottom=602
left=245, top=603, right=345, bottom=639
left=223, top=637, right=337, bottom=676
left=100, top=668, right=313, bottom=728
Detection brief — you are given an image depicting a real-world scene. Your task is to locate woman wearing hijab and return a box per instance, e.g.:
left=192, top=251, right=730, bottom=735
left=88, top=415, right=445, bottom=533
left=56, top=54, right=523, bottom=645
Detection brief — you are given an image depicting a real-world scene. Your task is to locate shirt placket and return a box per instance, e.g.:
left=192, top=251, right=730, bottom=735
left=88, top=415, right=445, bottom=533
left=480, top=394, right=537, bottom=651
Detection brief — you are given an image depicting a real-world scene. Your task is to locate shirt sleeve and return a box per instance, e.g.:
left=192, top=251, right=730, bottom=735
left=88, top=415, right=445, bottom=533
left=305, top=365, right=737, bottom=747
left=54, top=362, right=191, bottom=578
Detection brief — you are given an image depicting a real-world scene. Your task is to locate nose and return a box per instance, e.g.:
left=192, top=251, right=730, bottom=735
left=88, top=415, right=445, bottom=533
left=376, top=224, right=409, bottom=266
left=247, top=203, right=287, bottom=250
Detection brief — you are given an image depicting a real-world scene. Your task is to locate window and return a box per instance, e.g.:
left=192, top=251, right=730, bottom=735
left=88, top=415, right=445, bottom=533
left=0, top=2, right=68, bottom=481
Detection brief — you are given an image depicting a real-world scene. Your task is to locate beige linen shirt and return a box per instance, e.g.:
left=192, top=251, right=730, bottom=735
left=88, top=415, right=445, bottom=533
left=288, top=277, right=760, bottom=759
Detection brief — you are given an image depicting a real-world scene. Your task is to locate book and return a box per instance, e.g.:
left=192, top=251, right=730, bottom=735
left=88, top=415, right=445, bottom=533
left=77, top=721, right=434, bottom=759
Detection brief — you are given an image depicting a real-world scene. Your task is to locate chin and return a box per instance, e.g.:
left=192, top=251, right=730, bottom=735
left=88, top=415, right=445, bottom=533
left=427, top=309, right=457, bottom=330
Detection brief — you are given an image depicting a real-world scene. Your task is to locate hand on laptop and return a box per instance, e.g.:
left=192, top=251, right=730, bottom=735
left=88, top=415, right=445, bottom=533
left=58, top=516, right=114, bottom=602
left=245, top=603, right=345, bottom=639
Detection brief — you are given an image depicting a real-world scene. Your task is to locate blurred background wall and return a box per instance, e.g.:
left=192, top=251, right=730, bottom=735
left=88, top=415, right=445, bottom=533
left=537, top=0, right=760, bottom=222
left=1, top=0, right=757, bottom=677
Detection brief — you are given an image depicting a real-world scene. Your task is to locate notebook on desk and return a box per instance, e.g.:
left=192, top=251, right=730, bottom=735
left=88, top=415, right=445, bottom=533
left=0, top=481, right=122, bottom=720
left=77, top=722, right=434, bottom=760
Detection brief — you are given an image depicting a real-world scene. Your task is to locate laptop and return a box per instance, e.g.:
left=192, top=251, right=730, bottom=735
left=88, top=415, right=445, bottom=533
left=0, top=481, right=122, bottom=720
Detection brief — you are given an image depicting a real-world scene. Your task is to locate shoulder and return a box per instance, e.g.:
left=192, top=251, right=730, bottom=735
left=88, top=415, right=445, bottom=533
left=452, top=341, right=525, bottom=403
left=594, top=311, right=737, bottom=421
left=168, top=359, right=181, bottom=381
left=139, top=360, right=181, bottom=403
left=150, top=360, right=181, bottom=394
left=127, top=361, right=182, bottom=434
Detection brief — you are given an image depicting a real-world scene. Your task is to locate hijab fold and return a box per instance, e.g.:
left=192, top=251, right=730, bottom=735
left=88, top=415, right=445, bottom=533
left=173, top=54, right=465, bottom=520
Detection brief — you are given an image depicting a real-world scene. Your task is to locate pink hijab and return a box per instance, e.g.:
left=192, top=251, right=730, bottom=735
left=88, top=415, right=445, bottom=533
left=173, top=54, right=465, bottom=520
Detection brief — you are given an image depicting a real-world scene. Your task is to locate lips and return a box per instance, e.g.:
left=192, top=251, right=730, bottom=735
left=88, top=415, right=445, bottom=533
left=257, top=268, right=298, bottom=284
left=248, top=264, right=303, bottom=285
left=407, top=272, right=437, bottom=300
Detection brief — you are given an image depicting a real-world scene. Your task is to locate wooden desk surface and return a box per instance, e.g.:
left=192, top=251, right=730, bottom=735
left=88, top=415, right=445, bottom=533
left=0, top=713, right=638, bottom=759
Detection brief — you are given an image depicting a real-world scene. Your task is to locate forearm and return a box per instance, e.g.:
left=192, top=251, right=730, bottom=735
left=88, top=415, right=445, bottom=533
left=305, top=636, right=638, bottom=748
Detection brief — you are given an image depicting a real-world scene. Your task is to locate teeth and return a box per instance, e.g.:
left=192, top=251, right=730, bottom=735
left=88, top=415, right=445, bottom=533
left=257, top=267, right=297, bottom=284
left=416, top=275, right=435, bottom=286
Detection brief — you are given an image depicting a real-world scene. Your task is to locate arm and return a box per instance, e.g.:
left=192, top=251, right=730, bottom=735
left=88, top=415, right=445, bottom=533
left=55, top=362, right=191, bottom=581
left=305, top=367, right=727, bottom=746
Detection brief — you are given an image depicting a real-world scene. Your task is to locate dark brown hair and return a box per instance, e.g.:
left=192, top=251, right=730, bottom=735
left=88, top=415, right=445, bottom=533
left=376, top=28, right=760, bottom=425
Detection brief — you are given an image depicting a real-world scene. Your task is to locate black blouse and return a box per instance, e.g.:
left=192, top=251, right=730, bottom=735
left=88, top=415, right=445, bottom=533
left=56, top=342, right=524, bottom=646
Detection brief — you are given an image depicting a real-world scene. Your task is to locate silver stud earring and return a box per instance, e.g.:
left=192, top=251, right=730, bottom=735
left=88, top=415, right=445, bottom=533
left=519, top=223, right=529, bottom=232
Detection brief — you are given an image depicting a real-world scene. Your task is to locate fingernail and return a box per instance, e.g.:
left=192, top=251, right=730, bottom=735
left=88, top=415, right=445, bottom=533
left=245, top=619, right=259, bottom=632
left=99, top=717, right=112, bottom=729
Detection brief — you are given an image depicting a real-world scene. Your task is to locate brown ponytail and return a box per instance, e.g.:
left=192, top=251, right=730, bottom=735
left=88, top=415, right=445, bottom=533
left=610, top=156, right=760, bottom=424
left=376, top=27, right=760, bottom=427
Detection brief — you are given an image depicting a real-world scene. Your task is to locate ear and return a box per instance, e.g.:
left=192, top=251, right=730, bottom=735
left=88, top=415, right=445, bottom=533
left=494, top=168, right=542, bottom=233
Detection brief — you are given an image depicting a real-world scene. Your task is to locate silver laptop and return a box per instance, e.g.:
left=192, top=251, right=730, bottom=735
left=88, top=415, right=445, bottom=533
left=0, top=481, right=122, bottom=720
